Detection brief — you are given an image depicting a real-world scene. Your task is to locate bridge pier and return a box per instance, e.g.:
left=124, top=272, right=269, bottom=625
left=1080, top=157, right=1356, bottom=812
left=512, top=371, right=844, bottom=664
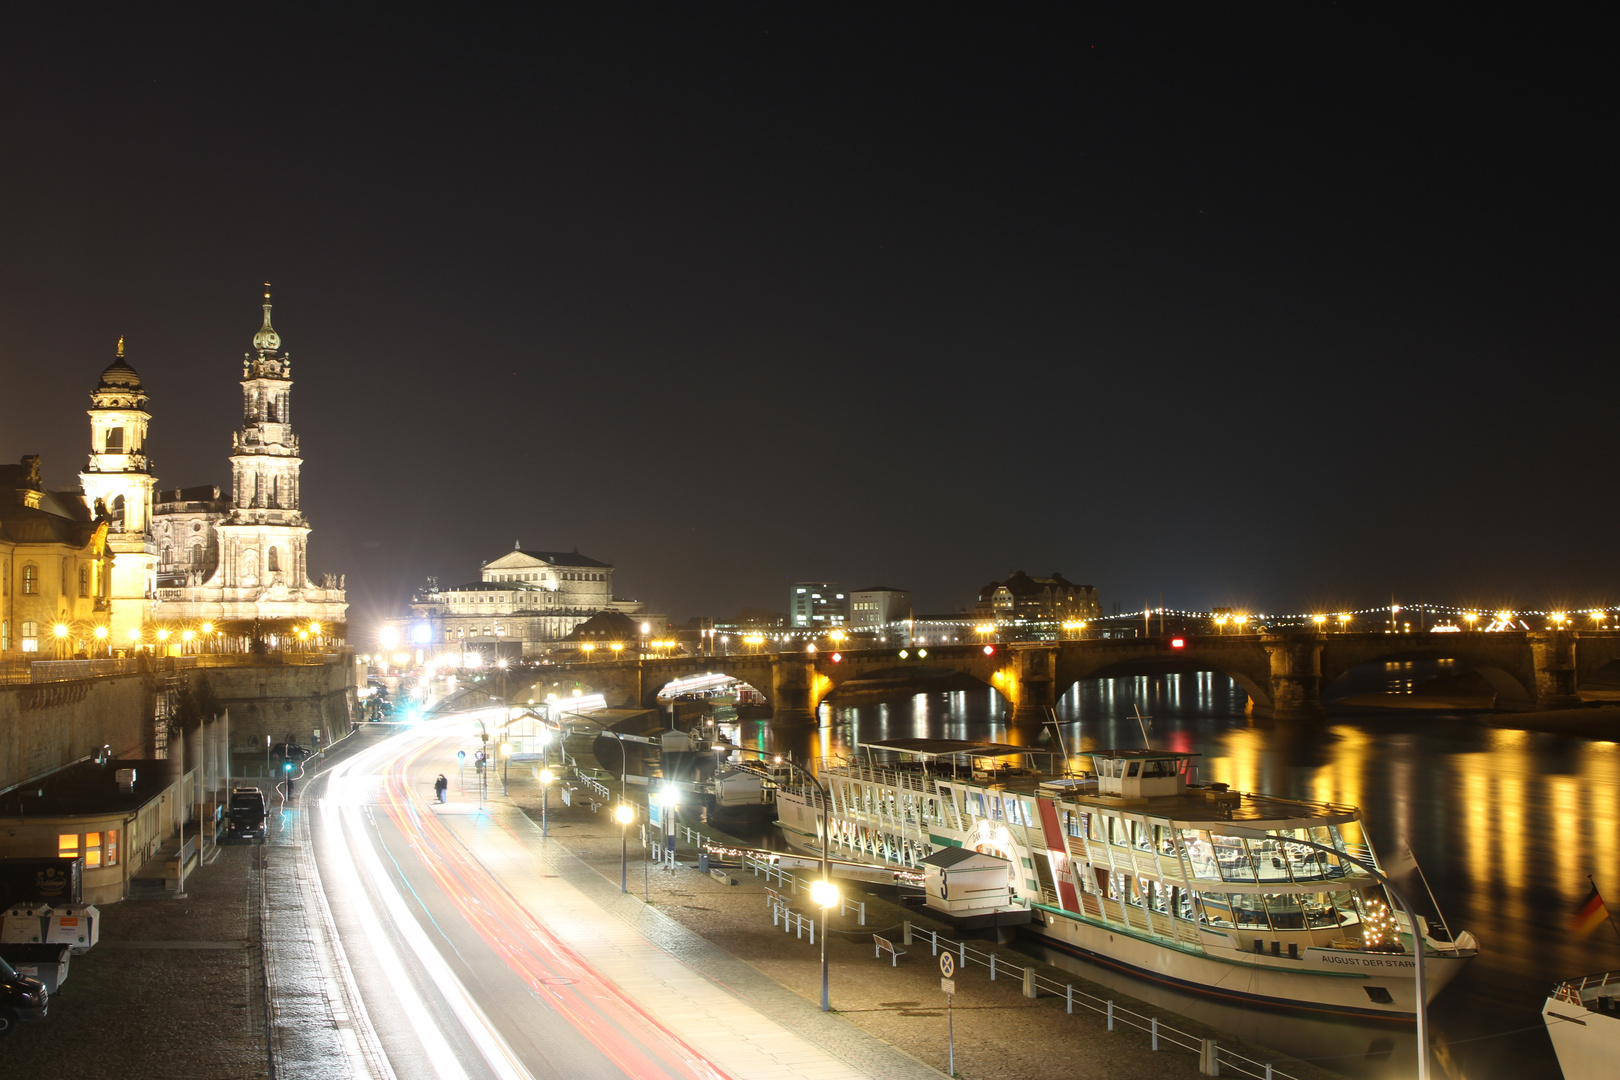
left=1529, top=631, right=1581, bottom=707
left=769, top=657, right=824, bottom=725
left=1261, top=632, right=1325, bottom=721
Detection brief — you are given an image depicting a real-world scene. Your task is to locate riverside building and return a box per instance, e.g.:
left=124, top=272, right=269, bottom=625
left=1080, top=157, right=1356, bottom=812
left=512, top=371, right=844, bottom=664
left=395, top=544, right=649, bottom=659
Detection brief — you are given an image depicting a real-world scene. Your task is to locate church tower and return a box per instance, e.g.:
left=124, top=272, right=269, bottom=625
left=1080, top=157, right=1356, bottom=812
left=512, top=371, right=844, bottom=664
left=214, top=285, right=313, bottom=594
left=79, top=339, right=158, bottom=639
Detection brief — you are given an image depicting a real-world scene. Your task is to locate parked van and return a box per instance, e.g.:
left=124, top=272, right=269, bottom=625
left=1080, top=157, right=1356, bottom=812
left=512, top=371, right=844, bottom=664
left=226, top=787, right=267, bottom=842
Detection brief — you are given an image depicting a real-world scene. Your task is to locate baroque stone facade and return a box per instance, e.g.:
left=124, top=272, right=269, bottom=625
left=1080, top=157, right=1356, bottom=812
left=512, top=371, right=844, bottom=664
left=392, top=544, right=646, bottom=657
left=60, top=289, right=347, bottom=637
left=148, top=288, right=346, bottom=627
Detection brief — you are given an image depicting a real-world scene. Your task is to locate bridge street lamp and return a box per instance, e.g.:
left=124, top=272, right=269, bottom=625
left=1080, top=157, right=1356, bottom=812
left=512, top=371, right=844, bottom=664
left=1225, top=828, right=1433, bottom=1080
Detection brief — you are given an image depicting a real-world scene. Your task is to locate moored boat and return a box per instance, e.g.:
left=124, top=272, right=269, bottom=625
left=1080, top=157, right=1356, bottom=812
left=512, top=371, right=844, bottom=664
left=773, top=737, right=1477, bottom=1017
left=1543, top=970, right=1620, bottom=1079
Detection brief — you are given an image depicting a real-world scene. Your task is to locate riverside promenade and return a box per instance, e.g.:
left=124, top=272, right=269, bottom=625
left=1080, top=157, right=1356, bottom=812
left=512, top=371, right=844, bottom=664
left=487, top=760, right=1340, bottom=1080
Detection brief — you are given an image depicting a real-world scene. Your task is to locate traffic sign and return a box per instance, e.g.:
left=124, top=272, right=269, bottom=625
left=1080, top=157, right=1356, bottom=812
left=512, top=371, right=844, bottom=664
left=939, top=951, right=955, bottom=978
left=940, top=977, right=956, bottom=995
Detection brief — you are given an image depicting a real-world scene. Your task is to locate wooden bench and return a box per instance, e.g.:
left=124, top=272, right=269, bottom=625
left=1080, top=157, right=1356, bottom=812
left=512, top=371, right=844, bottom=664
left=766, top=886, right=786, bottom=910
left=873, top=934, right=907, bottom=966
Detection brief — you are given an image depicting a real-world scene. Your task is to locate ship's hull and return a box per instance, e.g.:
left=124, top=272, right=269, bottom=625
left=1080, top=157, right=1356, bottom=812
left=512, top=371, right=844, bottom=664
left=1544, top=992, right=1620, bottom=1080
left=775, top=789, right=1471, bottom=1018
left=1029, top=906, right=1469, bottom=1019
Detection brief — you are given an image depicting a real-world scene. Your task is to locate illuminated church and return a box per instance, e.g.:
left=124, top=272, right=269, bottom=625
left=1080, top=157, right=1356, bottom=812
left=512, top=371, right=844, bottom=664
left=80, top=288, right=347, bottom=635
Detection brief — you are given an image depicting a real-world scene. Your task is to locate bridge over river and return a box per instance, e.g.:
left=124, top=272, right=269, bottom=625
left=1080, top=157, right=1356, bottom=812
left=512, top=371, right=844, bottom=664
left=519, top=630, right=1620, bottom=723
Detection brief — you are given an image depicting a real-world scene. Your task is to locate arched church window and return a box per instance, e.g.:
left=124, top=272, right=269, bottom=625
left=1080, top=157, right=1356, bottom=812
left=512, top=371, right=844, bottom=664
left=191, top=543, right=203, bottom=568
left=21, top=564, right=38, bottom=594
left=268, top=547, right=279, bottom=572
left=79, top=566, right=89, bottom=597
left=105, top=427, right=124, bottom=451
left=111, top=495, right=125, bottom=526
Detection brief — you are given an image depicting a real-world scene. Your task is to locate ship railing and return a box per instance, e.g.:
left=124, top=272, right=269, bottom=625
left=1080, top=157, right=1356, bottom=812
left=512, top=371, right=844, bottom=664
left=817, top=760, right=938, bottom=795
left=1552, top=970, right=1620, bottom=1005
left=905, top=925, right=1308, bottom=1080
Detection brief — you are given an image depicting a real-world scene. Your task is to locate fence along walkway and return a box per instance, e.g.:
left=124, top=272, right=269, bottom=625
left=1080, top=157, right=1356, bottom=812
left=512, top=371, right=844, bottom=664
left=566, top=771, right=1303, bottom=1078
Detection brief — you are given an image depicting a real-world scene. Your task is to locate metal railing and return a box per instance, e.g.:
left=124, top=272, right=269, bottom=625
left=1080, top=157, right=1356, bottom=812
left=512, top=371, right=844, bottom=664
left=901, top=924, right=1301, bottom=1080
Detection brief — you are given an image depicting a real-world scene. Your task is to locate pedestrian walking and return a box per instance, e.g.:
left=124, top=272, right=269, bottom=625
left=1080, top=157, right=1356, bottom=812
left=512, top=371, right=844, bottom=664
left=434, top=773, right=448, bottom=803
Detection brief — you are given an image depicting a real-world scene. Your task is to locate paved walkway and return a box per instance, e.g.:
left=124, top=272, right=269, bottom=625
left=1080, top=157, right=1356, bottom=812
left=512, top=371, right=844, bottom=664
left=434, top=796, right=947, bottom=1080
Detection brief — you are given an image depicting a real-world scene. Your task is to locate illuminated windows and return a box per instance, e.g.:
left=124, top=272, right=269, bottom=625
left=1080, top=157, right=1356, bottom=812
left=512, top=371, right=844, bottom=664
left=59, top=834, right=79, bottom=858
left=22, top=563, right=38, bottom=594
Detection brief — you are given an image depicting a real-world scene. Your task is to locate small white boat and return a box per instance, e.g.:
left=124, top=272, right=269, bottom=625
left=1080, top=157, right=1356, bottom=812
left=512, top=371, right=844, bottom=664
left=1544, top=970, right=1620, bottom=1079
left=774, top=738, right=1477, bottom=1017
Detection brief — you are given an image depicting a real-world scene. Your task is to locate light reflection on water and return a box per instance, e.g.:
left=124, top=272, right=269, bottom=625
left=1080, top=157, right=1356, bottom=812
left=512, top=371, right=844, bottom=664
left=742, top=674, right=1620, bottom=1080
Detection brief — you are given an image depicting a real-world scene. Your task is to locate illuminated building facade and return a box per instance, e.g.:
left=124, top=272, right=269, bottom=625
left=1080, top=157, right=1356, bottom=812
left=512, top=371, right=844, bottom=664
left=395, top=544, right=647, bottom=658
left=790, top=582, right=847, bottom=628
left=2, top=455, right=114, bottom=658
left=849, top=586, right=909, bottom=629
left=76, top=343, right=159, bottom=640
left=974, top=571, right=1101, bottom=621
left=85, top=289, right=348, bottom=632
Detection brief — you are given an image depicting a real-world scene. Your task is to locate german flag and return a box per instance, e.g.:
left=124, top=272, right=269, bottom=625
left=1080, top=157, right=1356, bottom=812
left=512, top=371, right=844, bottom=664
left=1572, top=883, right=1610, bottom=937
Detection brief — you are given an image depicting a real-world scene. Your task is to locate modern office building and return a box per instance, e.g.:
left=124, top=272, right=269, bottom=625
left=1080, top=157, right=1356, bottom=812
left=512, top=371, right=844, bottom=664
left=790, top=582, right=847, bottom=629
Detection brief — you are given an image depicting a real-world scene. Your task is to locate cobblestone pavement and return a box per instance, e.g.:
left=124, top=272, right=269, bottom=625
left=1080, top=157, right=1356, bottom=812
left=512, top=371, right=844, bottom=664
left=496, top=772, right=1342, bottom=1080
left=0, top=834, right=271, bottom=1079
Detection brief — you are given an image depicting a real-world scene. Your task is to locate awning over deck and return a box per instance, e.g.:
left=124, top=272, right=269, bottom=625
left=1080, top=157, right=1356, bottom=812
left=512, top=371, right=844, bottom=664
left=860, top=738, right=1049, bottom=758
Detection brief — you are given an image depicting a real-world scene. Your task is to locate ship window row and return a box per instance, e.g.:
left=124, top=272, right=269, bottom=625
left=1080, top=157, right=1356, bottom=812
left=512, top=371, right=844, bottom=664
left=1194, top=886, right=1392, bottom=938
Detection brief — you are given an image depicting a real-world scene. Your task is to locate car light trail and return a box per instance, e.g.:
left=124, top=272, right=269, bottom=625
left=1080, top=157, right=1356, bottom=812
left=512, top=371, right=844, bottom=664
left=326, top=718, right=733, bottom=1080
left=325, top=742, right=532, bottom=1080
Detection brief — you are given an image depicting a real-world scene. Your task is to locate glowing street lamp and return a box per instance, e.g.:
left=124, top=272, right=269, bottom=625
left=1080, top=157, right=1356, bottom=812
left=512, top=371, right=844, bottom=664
left=582, top=641, right=596, bottom=656
left=1311, top=614, right=1327, bottom=632
left=615, top=803, right=635, bottom=892
left=1233, top=614, right=1249, bottom=631
left=1551, top=612, right=1568, bottom=630
left=1464, top=612, right=1479, bottom=631
left=610, top=641, right=624, bottom=656
left=810, top=877, right=841, bottom=1012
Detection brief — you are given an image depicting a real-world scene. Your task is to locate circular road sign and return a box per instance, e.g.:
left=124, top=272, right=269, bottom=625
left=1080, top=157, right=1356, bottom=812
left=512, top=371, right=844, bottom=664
left=939, top=951, right=956, bottom=978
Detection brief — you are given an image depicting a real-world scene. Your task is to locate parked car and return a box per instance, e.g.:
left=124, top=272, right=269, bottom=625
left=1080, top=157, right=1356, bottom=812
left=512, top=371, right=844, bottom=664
left=271, top=743, right=312, bottom=761
left=0, top=954, right=49, bottom=1036
left=226, top=787, right=267, bottom=841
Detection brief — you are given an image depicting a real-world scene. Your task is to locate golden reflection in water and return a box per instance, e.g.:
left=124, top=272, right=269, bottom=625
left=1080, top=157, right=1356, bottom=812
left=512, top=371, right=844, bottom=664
left=1586, top=744, right=1619, bottom=901
left=1311, top=724, right=1368, bottom=811
left=1487, top=729, right=1529, bottom=903
left=1549, top=772, right=1579, bottom=913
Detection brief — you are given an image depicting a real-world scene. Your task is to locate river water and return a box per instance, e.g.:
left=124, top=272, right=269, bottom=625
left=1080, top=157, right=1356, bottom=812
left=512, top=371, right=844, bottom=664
left=732, top=672, right=1620, bottom=1080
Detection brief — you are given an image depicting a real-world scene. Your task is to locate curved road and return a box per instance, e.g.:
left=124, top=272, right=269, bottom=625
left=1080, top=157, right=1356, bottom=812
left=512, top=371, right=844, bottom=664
left=287, top=715, right=903, bottom=1080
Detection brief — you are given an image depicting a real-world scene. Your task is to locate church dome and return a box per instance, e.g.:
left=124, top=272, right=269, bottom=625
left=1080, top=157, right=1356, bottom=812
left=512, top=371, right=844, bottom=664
left=98, top=347, right=143, bottom=390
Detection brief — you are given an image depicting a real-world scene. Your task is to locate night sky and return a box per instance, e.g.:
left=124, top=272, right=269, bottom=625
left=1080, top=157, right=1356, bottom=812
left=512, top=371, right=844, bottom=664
left=2, top=9, right=1612, bottom=631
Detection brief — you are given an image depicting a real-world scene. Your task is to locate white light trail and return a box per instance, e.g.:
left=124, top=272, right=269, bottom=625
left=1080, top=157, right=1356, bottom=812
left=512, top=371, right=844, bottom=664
left=325, top=729, right=536, bottom=1080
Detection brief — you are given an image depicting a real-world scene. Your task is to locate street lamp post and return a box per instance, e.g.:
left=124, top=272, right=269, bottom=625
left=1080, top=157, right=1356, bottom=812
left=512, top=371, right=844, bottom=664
left=538, top=768, right=553, bottom=837
left=730, top=746, right=835, bottom=1010
left=500, top=742, right=512, bottom=795
left=615, top=803, right=634, bottom=892
left=1226, top=828, right=1431, bottom=1080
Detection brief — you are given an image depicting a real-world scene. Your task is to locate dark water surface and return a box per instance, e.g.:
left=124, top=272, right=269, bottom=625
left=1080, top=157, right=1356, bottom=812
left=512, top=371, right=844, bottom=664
left=735, top=673, right=1620, bottom=1080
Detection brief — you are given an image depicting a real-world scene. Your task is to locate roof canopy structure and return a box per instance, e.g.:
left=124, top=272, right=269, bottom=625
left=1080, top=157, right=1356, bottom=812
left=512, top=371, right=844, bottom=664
left=861, top=737, right=1053, bottom=759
